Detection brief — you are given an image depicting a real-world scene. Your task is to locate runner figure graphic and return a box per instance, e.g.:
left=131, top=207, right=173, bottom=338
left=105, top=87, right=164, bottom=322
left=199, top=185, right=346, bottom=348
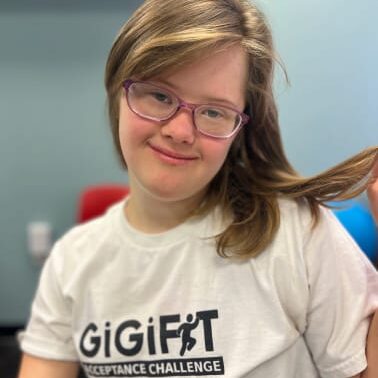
left=177, top=314, right=200, bottom=356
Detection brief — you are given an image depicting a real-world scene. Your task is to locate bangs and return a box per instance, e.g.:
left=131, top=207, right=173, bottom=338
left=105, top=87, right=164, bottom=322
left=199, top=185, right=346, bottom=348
left=120, top=36, right=243, bottom=82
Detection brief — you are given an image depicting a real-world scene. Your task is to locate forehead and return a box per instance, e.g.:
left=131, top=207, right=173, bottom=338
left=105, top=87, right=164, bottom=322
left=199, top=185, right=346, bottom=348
left=151, top=45, right=249, bottom=108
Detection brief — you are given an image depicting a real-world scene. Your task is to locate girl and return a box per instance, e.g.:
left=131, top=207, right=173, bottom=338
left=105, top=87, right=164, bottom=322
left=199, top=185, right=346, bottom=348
left=18, top=0, right=378, bottom=377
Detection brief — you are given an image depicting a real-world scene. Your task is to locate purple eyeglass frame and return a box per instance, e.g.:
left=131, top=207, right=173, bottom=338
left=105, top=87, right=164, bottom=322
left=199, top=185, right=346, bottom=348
left=122, top=79, right=250, bottom=139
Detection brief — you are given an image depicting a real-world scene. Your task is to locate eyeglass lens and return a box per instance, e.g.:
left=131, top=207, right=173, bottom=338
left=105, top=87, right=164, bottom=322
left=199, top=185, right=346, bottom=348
left=127, top=82, right=242, bottom=138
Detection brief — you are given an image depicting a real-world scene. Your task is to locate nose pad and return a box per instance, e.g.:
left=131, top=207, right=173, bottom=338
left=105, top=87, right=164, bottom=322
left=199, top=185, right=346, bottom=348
left=161, top=107, right=196, bottom=144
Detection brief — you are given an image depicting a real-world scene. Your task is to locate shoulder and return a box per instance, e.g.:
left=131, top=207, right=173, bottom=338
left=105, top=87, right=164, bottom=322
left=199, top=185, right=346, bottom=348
left=274, top=197, right=314, bottom=247
left=48, top=200, right=125, bottom=272
left=256, top=198, right=373, bottom=334
left=64, top=200, right=123, bottom=242
left=275, top=197, right=373, bottom=286
left=263, top=197, right=365, bottom=289
left=276, top=197, right=346, bottom=242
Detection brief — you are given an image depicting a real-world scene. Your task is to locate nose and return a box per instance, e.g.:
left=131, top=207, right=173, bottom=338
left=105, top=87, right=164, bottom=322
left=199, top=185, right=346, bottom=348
left=160, top=106, right=196, bottom=144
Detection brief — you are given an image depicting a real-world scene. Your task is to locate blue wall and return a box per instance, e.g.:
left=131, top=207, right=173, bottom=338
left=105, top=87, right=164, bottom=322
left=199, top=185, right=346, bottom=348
left=0, top=0, right=377, bottom=324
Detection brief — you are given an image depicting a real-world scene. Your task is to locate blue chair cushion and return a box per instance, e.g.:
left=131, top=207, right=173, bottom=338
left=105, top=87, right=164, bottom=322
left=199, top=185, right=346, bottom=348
left=331, top=200, right=378, bottom=263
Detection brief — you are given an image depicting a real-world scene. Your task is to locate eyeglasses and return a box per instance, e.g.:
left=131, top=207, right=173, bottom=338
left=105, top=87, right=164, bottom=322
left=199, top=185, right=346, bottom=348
left=122, top=79, right=249, bottom=139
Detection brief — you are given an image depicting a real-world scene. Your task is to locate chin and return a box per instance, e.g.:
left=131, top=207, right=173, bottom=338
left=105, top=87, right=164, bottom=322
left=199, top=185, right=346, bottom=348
left=145, top=183, right=206, bottom=205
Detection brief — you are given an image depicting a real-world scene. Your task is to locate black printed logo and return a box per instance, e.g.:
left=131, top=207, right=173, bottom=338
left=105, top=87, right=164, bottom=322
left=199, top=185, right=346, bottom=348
left=177, top=314, right=200, bottom=356
left=79, top=309, right=224, bottom=377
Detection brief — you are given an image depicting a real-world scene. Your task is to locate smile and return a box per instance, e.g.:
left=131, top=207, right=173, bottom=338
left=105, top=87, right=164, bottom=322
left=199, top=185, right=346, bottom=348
left=148, top=143, right=198, bottom=164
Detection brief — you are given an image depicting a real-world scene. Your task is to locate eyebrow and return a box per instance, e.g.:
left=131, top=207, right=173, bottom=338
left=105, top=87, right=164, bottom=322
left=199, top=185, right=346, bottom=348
left=152, top=78, right=241, bottom=110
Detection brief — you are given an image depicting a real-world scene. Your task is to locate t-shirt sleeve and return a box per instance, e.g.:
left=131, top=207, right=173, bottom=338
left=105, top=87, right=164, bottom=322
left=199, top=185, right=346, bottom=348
left=302, top=206, right=378, bottom=378
left=18, top=241, right=78, bottom=361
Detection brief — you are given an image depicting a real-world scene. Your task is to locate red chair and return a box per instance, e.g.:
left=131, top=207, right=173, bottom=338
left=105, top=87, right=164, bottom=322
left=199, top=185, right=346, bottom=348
left=77, top=184, right=129, bottom=223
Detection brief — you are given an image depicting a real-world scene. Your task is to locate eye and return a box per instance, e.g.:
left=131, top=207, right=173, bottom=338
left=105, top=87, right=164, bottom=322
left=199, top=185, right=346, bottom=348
left=202, top=108, right=225, bottom=119
left=150, top=91, right=172, bottom=104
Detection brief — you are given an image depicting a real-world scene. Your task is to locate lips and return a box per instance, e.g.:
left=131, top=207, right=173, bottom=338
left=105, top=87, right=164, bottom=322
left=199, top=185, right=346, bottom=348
left=148, top=143, right=198, bottom=161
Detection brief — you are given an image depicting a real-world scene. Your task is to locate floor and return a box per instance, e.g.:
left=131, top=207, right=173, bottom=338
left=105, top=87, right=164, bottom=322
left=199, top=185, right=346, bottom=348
left=0, top=335, right=22, bottom=378
left=0, top=332, right=86, bottom=378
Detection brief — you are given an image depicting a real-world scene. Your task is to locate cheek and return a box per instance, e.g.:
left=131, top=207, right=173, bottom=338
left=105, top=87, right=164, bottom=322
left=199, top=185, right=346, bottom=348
left=118, top=113, right=133, bottom=163
left=203, top=138, right=234, bottom=171
left=118, top=107, right=151, bottom=161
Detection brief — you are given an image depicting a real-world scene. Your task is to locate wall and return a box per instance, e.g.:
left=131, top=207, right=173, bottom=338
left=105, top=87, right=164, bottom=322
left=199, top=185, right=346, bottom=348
left=258, top=0, right=378, bottom=175
left=0, top=0, right=377, bottom=324
left=0, top=0, right=143, bottom=324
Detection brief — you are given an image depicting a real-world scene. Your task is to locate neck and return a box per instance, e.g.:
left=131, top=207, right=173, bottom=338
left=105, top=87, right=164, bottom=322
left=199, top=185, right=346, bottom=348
left=124, top=190, right=205, bottom=234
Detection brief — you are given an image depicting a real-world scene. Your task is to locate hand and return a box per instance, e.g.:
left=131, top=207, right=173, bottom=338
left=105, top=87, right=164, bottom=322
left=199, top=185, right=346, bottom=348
left=367, top=159, right=378, bottom=225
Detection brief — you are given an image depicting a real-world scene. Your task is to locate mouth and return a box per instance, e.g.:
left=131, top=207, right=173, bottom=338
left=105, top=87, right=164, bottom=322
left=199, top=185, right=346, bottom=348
left=148, top=143, right=198, bottom=161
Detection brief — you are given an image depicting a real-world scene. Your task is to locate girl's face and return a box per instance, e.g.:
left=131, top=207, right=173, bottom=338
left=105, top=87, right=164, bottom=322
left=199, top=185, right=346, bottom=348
left=118, top=44, right=248, bottom=208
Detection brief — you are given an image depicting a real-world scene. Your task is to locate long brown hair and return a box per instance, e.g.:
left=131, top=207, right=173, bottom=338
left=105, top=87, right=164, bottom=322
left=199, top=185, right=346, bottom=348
left=105, top=0, right=377, bottom=258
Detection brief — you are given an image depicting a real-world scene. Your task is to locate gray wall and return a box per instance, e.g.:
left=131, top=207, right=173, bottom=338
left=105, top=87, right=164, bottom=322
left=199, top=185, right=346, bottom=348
left=0, top=0, right=377, bottom=324
left=259, top=0, right=378, bottom=174
left=0, top=0, right=143, bottom=324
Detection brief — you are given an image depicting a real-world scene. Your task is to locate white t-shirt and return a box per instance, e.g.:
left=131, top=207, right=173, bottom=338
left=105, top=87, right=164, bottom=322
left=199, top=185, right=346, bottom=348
left=19, top=198, right=378, bottom=378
